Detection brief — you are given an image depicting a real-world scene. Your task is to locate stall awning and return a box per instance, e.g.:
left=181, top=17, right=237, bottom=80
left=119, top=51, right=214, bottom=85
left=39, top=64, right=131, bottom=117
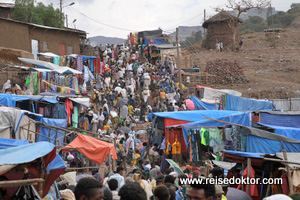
left=147, top=110, right=241, bottom=121
left=0, top=93, right=58, bottom=107
left=18, top=57, right=82, bottom=75
left=63, top=134, right=117, bottom=165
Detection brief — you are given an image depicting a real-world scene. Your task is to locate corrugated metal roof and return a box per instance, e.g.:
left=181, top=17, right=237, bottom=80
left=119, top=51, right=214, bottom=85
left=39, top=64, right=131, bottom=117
left=0, top=17, right=86, bottom=35
left=0, top=3, right=14, bottom=8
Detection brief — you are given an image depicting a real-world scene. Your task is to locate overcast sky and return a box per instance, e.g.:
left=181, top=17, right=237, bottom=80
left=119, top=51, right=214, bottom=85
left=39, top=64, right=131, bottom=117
left=3, top=0, right=298, bottom=38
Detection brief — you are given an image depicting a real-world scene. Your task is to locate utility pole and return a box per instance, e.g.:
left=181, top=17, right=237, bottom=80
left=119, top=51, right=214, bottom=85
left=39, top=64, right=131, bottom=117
left=270, top=4, right=276, bottom=48
left=66, top=14, right=68, bottom=27
left=204, top=9, right=206, bottom=36
left=176, top=27, right=182, bottom=90
left=60, top=0, right=63, bottom=13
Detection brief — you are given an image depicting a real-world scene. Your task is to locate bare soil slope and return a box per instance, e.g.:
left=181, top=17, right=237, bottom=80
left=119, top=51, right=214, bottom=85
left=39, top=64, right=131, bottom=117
left=182, top=29, right=300, bottom=99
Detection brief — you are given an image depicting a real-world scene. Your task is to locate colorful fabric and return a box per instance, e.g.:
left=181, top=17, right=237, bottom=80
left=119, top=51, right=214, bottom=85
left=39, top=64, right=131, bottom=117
left=42, top=193, right=56, bottom=200
left=72, top=106, right=78, bottom=128
left=209, top=128, right=224, bottom=152
left=77, top=56, right=83, bottom=72
left=53, top=56, right=60, bottom=65
left=200, top=128, right=209, bottom=146
left=33, top=72, right=39, bottom=95
left=172, top=140, right=181, bottom=155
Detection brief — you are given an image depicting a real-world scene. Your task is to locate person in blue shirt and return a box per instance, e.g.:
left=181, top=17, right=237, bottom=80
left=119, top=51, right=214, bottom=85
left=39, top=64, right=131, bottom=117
left=140, top=142, right=148, bottom=159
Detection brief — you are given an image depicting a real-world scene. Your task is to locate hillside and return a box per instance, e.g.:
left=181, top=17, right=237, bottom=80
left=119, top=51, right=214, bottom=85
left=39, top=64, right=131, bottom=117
left=88, top=35, right=126, bottom=46
left=181, top=29, right=300, bottom=99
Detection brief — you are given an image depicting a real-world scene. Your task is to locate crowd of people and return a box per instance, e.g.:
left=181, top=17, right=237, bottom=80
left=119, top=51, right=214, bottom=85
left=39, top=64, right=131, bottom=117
left=83, top=43, right=190, bottom=138
left=22, top=44, right=300, bottom=200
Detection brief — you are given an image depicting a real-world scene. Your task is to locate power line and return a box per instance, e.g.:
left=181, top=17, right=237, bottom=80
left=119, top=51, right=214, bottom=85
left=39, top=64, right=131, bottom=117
left=68, top=6, right=137, bottom=32
left=163, top=13, right=204, bottom=30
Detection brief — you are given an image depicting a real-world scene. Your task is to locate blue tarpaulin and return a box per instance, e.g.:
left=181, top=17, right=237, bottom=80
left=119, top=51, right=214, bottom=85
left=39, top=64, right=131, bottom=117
left=258, top=123, right=300, bottom=140
left=38, top=118, right=67, bottom=145
left=244, top=126, right=300, bottom=153
left=47, top=153, right=67, bottom=173
left=246, top=135, right=300, bottom=153
left=191, top=96, right=217, bottom=110
left=0, top=138, right=29, bottom=150
left=260, top=112, right=300, bottom=128
left=0, top=93, right=58, bottom=107
left=225, top=150, right=264, bottom=158
left=144, top=39, right=165, bottom=45
left=225, top=94, right=275, bottom=111
left=180, top=112, right=251, bottom=147
left=147, top=110, right=240, bottom=121
left=0, top=142, right=55, bottom=165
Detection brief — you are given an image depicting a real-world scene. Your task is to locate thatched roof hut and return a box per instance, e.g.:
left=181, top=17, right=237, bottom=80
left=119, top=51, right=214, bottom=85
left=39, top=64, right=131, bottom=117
left=202, top=11, right=243, bottom=50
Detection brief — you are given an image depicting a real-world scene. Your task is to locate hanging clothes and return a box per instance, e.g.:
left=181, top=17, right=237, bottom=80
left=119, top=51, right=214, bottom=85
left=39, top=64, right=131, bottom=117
left=77, top=56, right=83, bottom=72
left=65, top=100, right=73, bottom=125
left=209, top=128, right=224, bottom=152
left=90, top=59, right=94, bottom=72
left=237, top=166, right=259, bottom=199
left=32, top=72, right=39, bottom=95
left=53, top=56, right=60, bottom=65
left=200, top=128, right=209, bottom=146
left=72, top=106, right=79, bottom=128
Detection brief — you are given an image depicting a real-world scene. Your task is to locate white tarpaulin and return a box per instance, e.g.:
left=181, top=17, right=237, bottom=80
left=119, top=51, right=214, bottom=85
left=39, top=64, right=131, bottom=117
left=202, top=88, right=242, bottom=103
left=275, top=152, right=300, bottom=169
left=18, top=57, right=82, bottom=75
left=0, top=107, right=37, bottom=140
left=212, top=160, right=237, bottom=170
left=37, top=52, right=59, bottom=58
left=69, top=98, right=90, bottom=107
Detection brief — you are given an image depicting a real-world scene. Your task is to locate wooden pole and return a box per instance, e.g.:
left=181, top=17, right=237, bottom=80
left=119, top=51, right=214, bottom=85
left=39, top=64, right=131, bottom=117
left=109, top=155, right=112, bottom=173
left=283, top=149, right=293, bottom=195
left=176, top=28, right=182, bottom=90
left=246, top=158, right=251, bottom=195
left=263, top=158, right=300, bottom=165
left=0, top=179, right=44, bottom=188
left=242, top=162, right=245, bottom=191
left=38, top=158, right=45, bottom=197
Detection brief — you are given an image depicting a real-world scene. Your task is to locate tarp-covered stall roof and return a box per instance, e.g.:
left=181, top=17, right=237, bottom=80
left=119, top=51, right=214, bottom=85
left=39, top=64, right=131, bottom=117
left=179, top=112, right=251, bottom=147
left=0, top=142, right=56, bottom=165
left=0, top=93, right=58, bottom=107
left=224, top=150, right=264, bottom=166
left=63, top=134, right=117, bottom=165
left=0, top=137, right=29, bottom=149
left=244, top=127, right=300, bottom=154
left=257, top=111, right=300, bottom=128
left=258, top=123, right=300, bottom=140
left=191, top=96, right=216, bottom=110
left=18, top=57, right=82, bottom=74
left=0, top=142, right=62, bottom=197
left=147, top=110, right=241, bottom=121
left=275, top=152, right=300, bottom=169
left=225, top=94, right=275, bottom=111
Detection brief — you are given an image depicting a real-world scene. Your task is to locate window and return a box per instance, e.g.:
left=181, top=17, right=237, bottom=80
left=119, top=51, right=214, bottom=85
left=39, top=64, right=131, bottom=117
left=43, top=41, right=48, bottom=51
left=67, top=45, right=73, bottom=54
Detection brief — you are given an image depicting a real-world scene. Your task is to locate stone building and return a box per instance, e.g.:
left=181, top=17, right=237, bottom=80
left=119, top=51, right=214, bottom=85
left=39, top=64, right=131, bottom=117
left=202, top=11, right=242, bottom=51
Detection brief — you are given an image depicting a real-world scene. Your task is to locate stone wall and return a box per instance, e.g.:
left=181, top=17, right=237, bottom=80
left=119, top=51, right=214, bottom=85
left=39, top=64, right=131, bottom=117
left=202, top=22, right=240, bottom=51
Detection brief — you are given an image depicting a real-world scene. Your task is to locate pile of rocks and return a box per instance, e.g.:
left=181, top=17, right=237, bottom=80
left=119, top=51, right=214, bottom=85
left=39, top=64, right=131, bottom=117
left=205, top=59, right=249, bottom=84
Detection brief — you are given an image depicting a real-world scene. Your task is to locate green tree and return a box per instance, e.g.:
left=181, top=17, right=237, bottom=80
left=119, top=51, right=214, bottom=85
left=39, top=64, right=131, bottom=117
left=288, top=3, right=300, bottom=14
left=267, top=11, right=296, bottom=28
left=12, top=0, right=65, bottom=28
left=240, top=16, right=268, bottom=32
